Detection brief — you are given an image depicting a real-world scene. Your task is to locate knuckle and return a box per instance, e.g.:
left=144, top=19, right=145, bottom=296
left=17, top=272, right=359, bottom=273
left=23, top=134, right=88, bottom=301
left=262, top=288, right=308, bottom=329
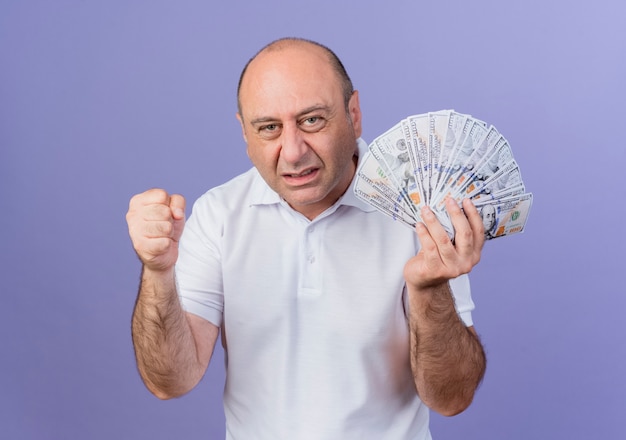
left=150, top=203, right=171, bottom=218
left=437, top=235, right=452, bottom=247
left=150, top=238, right=171, bottom=254
left=145, top=220, right=171, bottom=237
left=153, top=189, right=169, bottom=203
left=128, top=194, right=143, bottom=210
left=456, top=257, right=476, bottom=275
left=422, top=241, right=438, bottom=254
left=460, top=262, right=472, bottom=274
left=457, top=228, right=473, bottom=242
left=142, top=188, right=170, bottom=205
left=146, top=188, right=167, bottom=198
left=159, top=221, right=174, bottom=236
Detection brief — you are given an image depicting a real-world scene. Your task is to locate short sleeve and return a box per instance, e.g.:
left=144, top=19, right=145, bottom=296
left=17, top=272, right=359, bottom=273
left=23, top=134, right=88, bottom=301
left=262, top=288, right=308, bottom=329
left=449, top=274, right=475, bottom=326
left=175, top=195, right=224, bottom=327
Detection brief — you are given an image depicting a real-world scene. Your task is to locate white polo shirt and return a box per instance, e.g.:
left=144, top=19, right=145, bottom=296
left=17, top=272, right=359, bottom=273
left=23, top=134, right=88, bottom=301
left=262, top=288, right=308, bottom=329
left=176, top=139, right=474, bottom=440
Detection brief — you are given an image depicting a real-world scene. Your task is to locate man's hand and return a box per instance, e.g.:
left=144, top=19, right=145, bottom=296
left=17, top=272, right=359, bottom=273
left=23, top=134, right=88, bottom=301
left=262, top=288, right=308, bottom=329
left=127, top=189, right=218, bottom=399
left=126, top=189, right=186, bottom=272
left=404, top=198, right=485, bottom=290
left=404, top=197, right=487, bottom=415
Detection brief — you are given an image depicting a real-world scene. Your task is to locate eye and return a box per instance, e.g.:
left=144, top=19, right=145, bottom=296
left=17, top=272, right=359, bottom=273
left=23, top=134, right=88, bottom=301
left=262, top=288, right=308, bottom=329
left=258, top=123, right=281, bottom=139
left=300, top=116, right=326, bottom=132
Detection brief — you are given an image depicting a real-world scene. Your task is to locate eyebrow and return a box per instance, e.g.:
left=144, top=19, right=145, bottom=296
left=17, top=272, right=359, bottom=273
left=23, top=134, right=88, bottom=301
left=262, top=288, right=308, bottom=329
left=249, top=104, right=331, bottom=126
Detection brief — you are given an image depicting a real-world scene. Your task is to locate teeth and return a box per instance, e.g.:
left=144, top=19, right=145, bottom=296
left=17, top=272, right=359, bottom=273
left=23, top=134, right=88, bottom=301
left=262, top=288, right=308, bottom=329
left=290, top=169, right=313, bottom=177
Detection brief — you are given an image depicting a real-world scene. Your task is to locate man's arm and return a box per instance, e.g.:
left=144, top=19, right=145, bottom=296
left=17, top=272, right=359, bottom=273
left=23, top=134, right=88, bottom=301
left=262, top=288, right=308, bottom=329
left=404, top=198, right=487, bottom=416
left=127, top=189, right=218, bottom=399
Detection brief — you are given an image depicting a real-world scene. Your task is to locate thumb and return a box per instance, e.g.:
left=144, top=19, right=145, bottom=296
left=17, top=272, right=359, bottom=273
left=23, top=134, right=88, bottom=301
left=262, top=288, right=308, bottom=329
left=169, top=194, right=186, bottom=220
left=169, top=194, right=186, bottom=242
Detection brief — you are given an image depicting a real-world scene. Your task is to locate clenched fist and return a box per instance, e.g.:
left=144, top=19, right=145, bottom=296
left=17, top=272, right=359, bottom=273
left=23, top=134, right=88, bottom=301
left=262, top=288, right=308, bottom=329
left=126, top=189, right=186, bottom=272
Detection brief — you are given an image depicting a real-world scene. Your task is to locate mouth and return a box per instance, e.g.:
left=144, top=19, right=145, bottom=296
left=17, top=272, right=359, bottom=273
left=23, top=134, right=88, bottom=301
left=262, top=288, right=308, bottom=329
left=287, top=169, right=315, bottom=178
left=282, top=168, right=319, bottom=184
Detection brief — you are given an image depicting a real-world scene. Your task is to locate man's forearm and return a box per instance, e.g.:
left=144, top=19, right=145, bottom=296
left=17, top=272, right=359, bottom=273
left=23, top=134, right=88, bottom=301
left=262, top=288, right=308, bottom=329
left=408, top=282, right=486, bottom=416
left=131, top=267, right=204, bottom=399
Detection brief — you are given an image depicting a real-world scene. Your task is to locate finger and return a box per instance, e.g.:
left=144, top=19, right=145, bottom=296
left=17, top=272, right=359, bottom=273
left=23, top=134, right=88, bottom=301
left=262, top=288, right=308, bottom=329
left=445, top=197, right=474, bottom=255
left=414, top=221, right=444, bottom=271
left=417, top=206, right=459, bottom=276
left=141, top=203, right=174, bottom=221
left=414, top=221, right=434, bottom=251
left=169, top=194, right=186, bottom=220
left=463, top=201, right=485, bottom=268
left=127, top=199, right=169, bottom=240
left=143, top=219, right=176, bottom=239
left=130, top=188, right=171, bottom=208
left=421, top=205, right=456, bottom=258
left=461, top=198, right=485, bottom=253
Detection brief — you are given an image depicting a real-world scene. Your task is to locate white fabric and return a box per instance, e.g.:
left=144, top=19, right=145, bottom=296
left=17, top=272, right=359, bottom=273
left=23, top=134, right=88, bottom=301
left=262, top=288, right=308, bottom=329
left=176, top=138, right=475, bottom=440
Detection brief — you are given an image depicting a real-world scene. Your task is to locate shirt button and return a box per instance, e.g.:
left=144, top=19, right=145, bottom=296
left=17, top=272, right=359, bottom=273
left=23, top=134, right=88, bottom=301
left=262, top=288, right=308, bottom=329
left=309, top=256, right=316, bottom=264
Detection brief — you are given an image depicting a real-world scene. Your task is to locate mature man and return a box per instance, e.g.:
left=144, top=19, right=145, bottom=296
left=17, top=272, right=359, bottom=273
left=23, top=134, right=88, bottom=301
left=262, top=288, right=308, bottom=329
left=127, top=37, right=486, bottom=439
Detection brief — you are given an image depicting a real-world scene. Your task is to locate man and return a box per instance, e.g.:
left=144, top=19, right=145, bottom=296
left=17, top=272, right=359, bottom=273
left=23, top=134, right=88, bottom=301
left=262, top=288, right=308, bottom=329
left=480, top=203, right=498, bottom=239
left=126, top=37, right=486, bottom=439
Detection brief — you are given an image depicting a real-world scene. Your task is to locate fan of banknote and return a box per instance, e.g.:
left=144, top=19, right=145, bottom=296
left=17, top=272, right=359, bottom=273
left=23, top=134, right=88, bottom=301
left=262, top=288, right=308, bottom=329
left=354, top=110, right=533, bottom=240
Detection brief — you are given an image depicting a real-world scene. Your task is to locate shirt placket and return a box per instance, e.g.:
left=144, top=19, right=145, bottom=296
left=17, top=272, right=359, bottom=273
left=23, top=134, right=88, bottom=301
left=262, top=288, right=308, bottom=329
left=299, top=221, right=322, bottom=296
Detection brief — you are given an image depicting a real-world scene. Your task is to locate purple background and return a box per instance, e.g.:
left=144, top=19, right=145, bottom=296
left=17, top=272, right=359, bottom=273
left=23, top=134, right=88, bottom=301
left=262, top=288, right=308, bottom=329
left=2, top=1, right=625, bottom=438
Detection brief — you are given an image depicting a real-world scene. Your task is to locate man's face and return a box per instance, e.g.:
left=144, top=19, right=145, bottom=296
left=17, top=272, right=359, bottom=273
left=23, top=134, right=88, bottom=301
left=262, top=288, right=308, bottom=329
left=482, top=205, right=497, bottom=232
left=237, top=44, right=362, bottom=220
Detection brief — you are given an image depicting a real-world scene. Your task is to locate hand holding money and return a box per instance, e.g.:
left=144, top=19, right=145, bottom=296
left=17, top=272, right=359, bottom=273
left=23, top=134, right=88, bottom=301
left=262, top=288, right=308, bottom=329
left=355, top=110, right=533, bottom=241
left=404, top=198, right=485, bottom=290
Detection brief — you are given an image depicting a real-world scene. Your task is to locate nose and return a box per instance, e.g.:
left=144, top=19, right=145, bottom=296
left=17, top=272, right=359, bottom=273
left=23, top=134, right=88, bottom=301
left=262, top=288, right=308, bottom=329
left=279, top=123, right=309, bottom=165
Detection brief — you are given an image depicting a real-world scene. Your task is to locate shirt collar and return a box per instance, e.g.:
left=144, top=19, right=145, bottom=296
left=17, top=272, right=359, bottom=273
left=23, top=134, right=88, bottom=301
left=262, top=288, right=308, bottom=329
left=248, top=137, right=376, bottom=213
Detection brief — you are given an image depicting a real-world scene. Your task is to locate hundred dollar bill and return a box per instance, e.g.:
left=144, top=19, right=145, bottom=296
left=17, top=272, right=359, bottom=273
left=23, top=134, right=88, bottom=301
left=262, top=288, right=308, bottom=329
left=464, top=161, right=525, bottom=204
left=355, top=152, right=458, bottom=236
left=444, top=125, right=501, bottom=202
left=355, top=151, right=416, bottom=216
left=407, top=114, right=431, bottom=204
left=431, top=111, right=467, bottom=197
left=428, top=110, right=452, bottom=198
left=472, top=183, right=526, bottom=204
left=463, top=125, right=501, bottom=174
left=433, top=158, right=520, bottom=211
left=400, top=118, right=426, bottom=202
left=465, top=160, right=523, bottom=197
left=369, top=122, right=424, bottom=210
left=473, top=193, right=533, bottom=240
left=451, top=135, right=516, bottom=203
left=434, top=119, right=489, bottom=206
left=473, top=136, right=515, bottom=181
left=354, top=175, right=417, bottom=230
left=354, top=168, right=456, bottom=237
left=358, top=110, right=533, bottom=242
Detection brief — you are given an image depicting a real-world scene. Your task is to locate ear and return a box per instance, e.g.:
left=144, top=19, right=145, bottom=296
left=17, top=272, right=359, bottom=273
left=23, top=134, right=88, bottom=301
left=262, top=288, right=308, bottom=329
left=348, top=90, right=362, bottom=138
left=236, top=112, right=248, bottom=143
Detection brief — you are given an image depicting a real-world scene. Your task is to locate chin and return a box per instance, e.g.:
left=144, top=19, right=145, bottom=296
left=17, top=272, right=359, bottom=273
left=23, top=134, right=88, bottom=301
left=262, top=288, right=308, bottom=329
left=285, top=190, right=332, bottom=210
